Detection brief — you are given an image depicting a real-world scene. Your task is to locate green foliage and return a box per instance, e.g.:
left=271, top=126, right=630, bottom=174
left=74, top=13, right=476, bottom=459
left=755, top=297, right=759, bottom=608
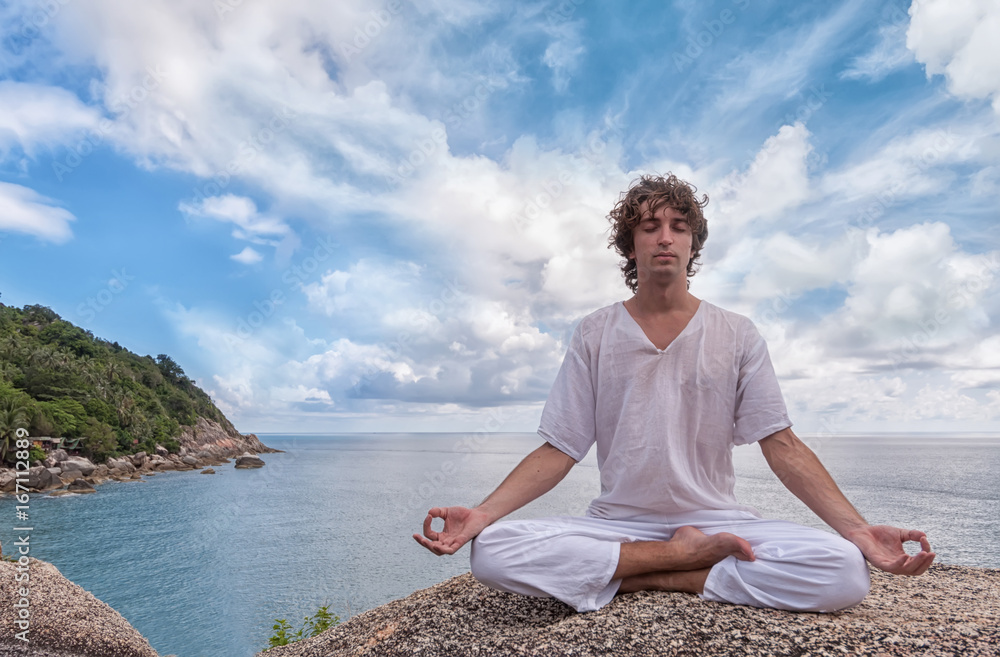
left=38, top=399, right=88, bottom=437
left=0, top=394, right=30, bottom=464
left=81, top=417, right=116, bottom=462
left=0, top=303, right=237, bottom=463
left=267, top=605, right=339, bottom=648
left=28, top=444, right=46, bottom=463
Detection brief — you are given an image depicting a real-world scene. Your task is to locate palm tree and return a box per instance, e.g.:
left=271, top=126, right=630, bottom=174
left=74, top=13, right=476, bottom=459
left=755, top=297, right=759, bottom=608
left=0, top=397, right=29, bottom=463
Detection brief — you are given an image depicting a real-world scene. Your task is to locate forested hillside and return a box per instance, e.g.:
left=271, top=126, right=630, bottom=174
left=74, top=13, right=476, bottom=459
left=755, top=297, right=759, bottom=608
left=0, top=302, right=235, bottom=464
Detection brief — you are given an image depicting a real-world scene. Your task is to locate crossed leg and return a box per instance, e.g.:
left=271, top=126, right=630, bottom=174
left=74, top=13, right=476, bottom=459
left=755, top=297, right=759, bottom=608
left=614, top=526, right=754, bottom=595
left=470, top=514, right=870, bottom=613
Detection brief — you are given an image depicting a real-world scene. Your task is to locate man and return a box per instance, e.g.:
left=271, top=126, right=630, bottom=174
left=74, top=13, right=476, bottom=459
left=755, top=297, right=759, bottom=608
left=414, top=173, right=934, bottom=613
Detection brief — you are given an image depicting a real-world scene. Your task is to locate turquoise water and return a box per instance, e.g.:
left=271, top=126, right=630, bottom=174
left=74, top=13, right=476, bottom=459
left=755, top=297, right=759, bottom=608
left=1, top=432, right=998, bottom=657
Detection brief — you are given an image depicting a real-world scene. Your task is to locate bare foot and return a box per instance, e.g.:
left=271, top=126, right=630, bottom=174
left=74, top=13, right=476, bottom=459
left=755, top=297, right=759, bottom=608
left=668, top=525, right=755, bottom=570
left=613, top=526, right=754, bottom=579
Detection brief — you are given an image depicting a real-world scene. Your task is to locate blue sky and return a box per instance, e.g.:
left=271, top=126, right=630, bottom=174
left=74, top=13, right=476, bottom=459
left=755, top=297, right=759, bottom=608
left=1, top=0, right=998, bottom=434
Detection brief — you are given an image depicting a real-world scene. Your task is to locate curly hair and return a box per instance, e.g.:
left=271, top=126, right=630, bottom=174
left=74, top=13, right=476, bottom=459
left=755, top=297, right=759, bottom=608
left=607, top=173, right=709, bottom=292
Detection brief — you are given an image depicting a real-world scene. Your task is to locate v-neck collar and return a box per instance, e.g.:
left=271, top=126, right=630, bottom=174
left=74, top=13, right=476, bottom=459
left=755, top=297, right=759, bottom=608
left=618, top=299, right=704, bottom=353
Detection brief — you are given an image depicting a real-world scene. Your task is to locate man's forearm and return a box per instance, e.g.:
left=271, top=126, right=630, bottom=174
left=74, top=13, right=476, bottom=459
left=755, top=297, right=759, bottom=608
left=476, top=442, right=576, bottom=524
left=759, top=429, right=869, bottom=538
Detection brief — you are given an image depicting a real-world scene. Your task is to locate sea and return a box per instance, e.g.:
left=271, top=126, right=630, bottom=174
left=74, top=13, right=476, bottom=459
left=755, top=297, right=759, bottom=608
left=1, top=432, right=998, bottom=657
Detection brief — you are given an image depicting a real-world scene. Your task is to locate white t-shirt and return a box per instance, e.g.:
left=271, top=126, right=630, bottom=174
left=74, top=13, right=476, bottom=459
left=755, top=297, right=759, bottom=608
left=539, top=300, right=791, bottom=520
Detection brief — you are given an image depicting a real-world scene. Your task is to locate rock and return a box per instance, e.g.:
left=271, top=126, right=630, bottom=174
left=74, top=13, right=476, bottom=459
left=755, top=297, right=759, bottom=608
left=67, top=478, right=97, bottom=494
left=234, top=455, right=265, bottom=469
left=59, top=469, right=85, bottom=484
left=48, top=448, right=69, bottom=463
left=109, top=458, right=136, bottom=474
left=154, top=444, right=169, bottom=457
left=46, top=466, right=62, bottom=476
left=94, top=464, right=109, bottom=477
left=130, top=452, right=147, bottom=467
left=177, top=417, right=282, bottom=459
left=258, top=565, right=1000, bottom=657
left=26, top=466, right=61, bottom=491
left=61, top=456, right=96, bottom=477
left=0, top=471, right=15, bottom=493
left=181, top=455, right=200, bottom=467
left=200, top=468, right=215, bottom=474
left=0, top=558, right=158, bottom=657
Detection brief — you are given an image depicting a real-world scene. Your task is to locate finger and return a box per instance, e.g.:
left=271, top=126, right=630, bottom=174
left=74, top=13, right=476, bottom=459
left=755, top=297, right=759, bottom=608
left=894, top=551, right=935, bottom=576
left=919, top=535, right=932, bottom=552
left=910, top=551, right=935, bottom=576
left=422, top=514, right=440, bottom=542
left=412, top=534, right=441, bottom=555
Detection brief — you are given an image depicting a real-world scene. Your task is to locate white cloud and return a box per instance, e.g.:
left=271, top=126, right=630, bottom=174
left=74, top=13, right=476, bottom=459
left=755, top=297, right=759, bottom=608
left=542, top=19, right=586, bottom=93
left=180, top=195, right=290, bottom=238
left=38, top=0, right=992, bottom=432
left=840, top=20, right=914, bottom=82
left=231, top=246, right=263, bottom=264
left=818, top=123, right=973, bottom=205
left=0, top=81, right=99, bottom=157
left=0, top=182, right=76, bottom=243
left=907, top=0, right=1000, bottom=112
left=713, top=123, right=814, bottom=234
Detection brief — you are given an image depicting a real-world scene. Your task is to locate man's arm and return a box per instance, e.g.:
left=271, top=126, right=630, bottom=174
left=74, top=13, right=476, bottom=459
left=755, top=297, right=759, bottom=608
left=759, top=427, right=935, bottom=576
left=413, top=441, right=576, bottom=556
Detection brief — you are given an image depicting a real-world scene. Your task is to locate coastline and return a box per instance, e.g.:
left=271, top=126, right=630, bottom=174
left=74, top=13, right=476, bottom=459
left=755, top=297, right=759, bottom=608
left=0, top=417, right=280, bottom=499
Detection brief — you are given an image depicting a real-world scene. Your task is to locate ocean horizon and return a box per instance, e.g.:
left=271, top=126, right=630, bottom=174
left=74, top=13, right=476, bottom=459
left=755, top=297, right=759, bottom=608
left=2, top=431, right=998, bottom=657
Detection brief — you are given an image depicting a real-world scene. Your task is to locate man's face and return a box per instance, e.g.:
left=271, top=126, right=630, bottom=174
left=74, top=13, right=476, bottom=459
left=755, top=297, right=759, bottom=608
left=628, top=202, right=693, bottom=287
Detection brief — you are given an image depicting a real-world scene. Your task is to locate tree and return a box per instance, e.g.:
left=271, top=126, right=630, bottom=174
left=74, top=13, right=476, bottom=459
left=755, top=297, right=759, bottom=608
left=156, top=354, right=185, bottom=381
left=0, top=397, right=30, bottom=463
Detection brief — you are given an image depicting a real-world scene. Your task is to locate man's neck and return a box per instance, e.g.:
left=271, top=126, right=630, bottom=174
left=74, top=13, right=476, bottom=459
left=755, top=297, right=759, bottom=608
left=628, top=280, right=697, bottom=316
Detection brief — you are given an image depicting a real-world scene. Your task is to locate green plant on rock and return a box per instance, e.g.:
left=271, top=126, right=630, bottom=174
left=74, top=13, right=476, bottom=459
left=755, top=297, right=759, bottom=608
left=267, top=604, right=339, bottom=648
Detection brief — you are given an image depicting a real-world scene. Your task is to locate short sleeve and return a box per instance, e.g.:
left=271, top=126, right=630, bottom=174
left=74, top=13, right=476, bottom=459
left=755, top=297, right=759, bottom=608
left=537, top=323, right=597, bottom=462
left=732, top=322, right=792, bottom=446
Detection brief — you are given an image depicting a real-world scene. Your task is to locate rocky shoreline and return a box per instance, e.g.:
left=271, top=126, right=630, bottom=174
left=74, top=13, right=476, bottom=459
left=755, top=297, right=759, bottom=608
left=0, top=418, right=279, bottom=497
left=1, top=559, right=997, bottom=657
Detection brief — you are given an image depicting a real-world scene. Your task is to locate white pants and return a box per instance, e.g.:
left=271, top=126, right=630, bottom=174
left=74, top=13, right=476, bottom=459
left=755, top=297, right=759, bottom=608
left=469, top=511, right=870, bottom=613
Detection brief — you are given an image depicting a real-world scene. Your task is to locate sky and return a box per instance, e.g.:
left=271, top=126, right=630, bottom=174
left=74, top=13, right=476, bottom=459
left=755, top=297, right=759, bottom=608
left=0, top=0, right=998, bottom=435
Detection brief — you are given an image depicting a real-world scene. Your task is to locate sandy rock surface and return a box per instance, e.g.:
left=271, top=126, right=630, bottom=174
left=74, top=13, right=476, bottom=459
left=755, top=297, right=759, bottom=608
left=0, top=558, right=159, bottom=657
left=259, top=564, right=999, bottom=657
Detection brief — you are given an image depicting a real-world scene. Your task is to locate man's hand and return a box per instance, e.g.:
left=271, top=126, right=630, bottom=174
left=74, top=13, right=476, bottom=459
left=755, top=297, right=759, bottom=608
left=845, top=525, right=936, bottom=575
left=413, top=506, right=493, bottom=556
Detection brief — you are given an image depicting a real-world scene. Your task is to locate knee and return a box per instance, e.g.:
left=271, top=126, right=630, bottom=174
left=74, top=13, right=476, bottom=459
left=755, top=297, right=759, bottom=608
left=469, top=524, right=506, bottom=586
left=815, top=543, right=870, bottom=612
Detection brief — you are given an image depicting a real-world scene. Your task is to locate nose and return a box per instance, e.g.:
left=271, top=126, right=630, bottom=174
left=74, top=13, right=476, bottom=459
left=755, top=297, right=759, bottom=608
left=657, top=227, right=673, bottom=245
